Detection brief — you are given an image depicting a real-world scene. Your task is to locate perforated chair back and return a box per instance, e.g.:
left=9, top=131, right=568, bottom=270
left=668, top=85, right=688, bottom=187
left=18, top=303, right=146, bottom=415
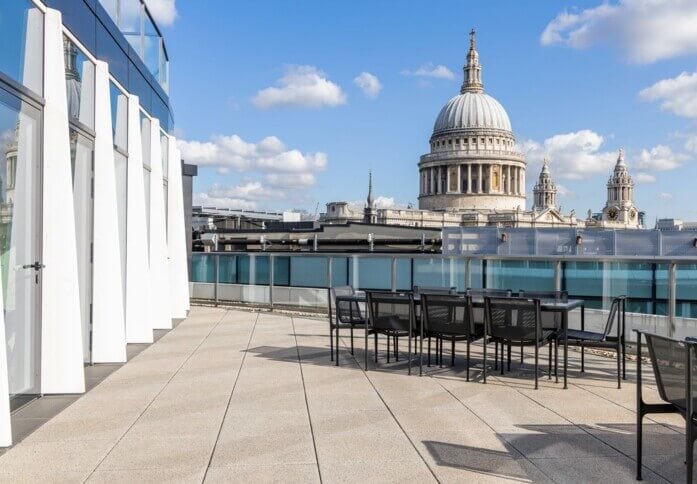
left=330, top=286, right=364, bottom=325
left=485, top=297, right=541, bottom=342
left=421, top=294, right=472, bottom=336
left=601, top=296, right=625, bottom=339
left=366, top=291, right=415, bottom=333
left=518, top=290, right=567, bottom=328
left=467, top=288, right=512, bottom=325
left=645, top=332, right=693, bottom=413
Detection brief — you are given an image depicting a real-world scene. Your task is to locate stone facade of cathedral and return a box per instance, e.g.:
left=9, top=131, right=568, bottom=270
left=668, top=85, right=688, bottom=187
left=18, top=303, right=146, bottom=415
left=322, top=31, right=642, bottom=230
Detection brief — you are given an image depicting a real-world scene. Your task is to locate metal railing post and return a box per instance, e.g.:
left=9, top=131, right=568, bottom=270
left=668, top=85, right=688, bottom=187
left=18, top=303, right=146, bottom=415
left=269, top=254, right=274, bottom=311
left=465, top=258, right=472, bottom=289
left=391, top=256, right=397, bottom=292
left=214, top=254, right=219, bottom=307
left=668, top=262, right=676, bottom=337
left=554, top=260, right=562, bottom=292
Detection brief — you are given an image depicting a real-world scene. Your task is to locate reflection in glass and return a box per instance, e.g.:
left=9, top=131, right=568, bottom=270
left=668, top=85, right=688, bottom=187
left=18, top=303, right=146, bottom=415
left=0, top=92, right=40, bottom=404
left=70, top=131, right=93, bottom=363
left=109, top=82, right=128, bottom=151
left=0, top=1, right=43, bottom=95
left=64, top=36, right=95, bottom=129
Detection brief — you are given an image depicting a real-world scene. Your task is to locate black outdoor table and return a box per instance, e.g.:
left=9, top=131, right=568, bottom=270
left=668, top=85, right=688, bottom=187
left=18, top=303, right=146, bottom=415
left=334, top=293, right=585, bottom=389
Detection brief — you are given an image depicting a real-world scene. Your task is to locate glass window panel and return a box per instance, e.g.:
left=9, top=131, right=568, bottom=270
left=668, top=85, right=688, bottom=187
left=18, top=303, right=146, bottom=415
left=218, top=255, right=236, bottom=284
left=0, top=1, right=43, bottom=95
left=487, top=260, right=554, bottom=292
left=273, top=257, right=290, bottom=286
left=289, top=257, right=327, bottom=287
left=64, top=36, right=95, bottom=129
left=330, top=257, right=348, bottom=287
left=70, top=130, right=93, bottom=363
left=349, top=257, right=391, bottom=290
left=0, top=89, right=41, bottom=402
left=396, top=258, right=411, bottom=291
left=109, top=82, right=128, bottom=151
left=144, top=13, right=160, bottom=79
left=191, top=254, right=216, bottom=283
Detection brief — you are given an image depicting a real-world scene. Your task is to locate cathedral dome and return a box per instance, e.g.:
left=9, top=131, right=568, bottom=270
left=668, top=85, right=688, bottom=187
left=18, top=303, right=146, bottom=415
left=433, top=92, right=511, bottom=134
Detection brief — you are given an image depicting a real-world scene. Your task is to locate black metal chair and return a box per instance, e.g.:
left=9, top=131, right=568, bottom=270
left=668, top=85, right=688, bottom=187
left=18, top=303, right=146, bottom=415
left=484, top=297, right=556, bottom=389
left=466, top=288, right=512, bottom=370
left=365, top=291, right=417, bottom=374
left=517, top=290, right=568, bottom=369
left=413, top=286, right=456, bottom=366
left=564, top=295, right=626, bottom=388
left=635, top=330, right=697, bottom=482
left=420, top=294, right=484, bottom=380
left=328, top=286, right=365, bottom=365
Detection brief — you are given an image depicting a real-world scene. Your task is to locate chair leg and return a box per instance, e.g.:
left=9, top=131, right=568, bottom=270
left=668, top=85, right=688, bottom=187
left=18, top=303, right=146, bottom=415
left=395, top=335, right=399, bottom=362
left=637, top=412, right=643, bottom=480
left=687, top=430, right=694, bottom=484
left=483, top=338, right=487, bottom=384
left=335, top=324, right=340, bottom=367
left=548, top=341, right=552, bottom=380
left=581, top=343, right=585, bottom=372
left=350, top=326, right=354, bottom=355
left=507, top=344, right=512, bottom=372
left=466, top=339, right=471, bottom=382
left=374, top=333, right=378, bottom=363
left=364, top=327, right=368, bottom=371
left=555, top=339, right=559, bottom=383
left=500, top=342, right=504, bottom=376
left=427, top=337, right=431, bottom=367
left=439, top=337, right=443, bottom=369
left=521, top=342, right=524, bottom=364
left=494, top=342, right=498, bottom=370
left=617, top=343, right=621, bottom=389
left=534, top=341, right=539, bottom=390
left=387, top=333, right=390, bottom=363
left=622, top=340, right=627, bottom=380
left=330, top=327, right=334, bottom=361
left=451, top=338, right=455, bottom=367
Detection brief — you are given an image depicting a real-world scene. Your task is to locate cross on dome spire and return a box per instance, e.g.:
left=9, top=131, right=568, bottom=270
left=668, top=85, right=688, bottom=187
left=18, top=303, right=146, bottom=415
left=461, top=28, right=484, bottom=94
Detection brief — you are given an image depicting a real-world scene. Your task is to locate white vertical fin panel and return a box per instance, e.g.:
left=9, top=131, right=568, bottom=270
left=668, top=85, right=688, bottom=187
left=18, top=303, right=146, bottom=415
left=40, top=9, right=85, bottom=393
left=149, top=119, right=171, bottom=329
left=0, top=273, right=9, bottom=447
left=91, top=60, right=126, bottom=363
left=125, top=96, right=153, bottom=343
left=166, top=141, right=189, bottom=318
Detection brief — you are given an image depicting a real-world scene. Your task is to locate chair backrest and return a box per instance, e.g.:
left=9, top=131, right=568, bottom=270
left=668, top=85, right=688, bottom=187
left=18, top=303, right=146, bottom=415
left=421, top=294, right=472, bottom=336
left=413, top=286, right=456, bottom=296
left=466, top=288, right=512, bottom=324
left=601, top=296, right=625, bottom=338
left=643, top=331, right=694, bottom=414
left=366, top=291, right=415, bottom=333
left=330, top=286, right=363, bottom=324
left=484, top=296, right=541, bottom=342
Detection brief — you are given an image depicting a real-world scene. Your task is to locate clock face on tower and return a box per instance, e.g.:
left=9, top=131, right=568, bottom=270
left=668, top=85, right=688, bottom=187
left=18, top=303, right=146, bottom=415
left=630, top=209, right=636, bottom=220
left=607, top=207, right=619, bottom=220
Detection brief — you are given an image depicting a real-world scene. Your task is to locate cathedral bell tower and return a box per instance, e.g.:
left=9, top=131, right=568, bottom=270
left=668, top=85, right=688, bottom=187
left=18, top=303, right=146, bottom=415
left=532, top=158, right=557, bottom=211
left=601, top=149, right=640, bottom=227
left=363, top=170, right=377, bottom=224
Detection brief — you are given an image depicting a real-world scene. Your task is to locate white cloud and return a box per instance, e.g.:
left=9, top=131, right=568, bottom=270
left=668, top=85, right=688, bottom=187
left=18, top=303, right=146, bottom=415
left=686, top=135, right=697, bottom=153
left=193, top=192, right=259, bottom=211
left=556, top=184, right=572, bottom=197
left=353, top=72, right=382, bottom=99
left=145, top=0, right=177, bottom=26
left=264, top=173, right=316, bottom=189
left=541, top=0, right=697, bottom=63
left=635, top=172, right=656, bottom=183
left=636, top=145, right=687, bottom=171
left=178, top=134, right=327, bottom=175
left=640, top=71, right=697, bottom=119
left=348, top=196, right=406, bottom=211
left=658, top=192, right=673, bottom=201
left=401, top=63, right=456, bottom=80
left=521, top=130, right=617, bottom=180
left=252, top=65, right=347, bottom=109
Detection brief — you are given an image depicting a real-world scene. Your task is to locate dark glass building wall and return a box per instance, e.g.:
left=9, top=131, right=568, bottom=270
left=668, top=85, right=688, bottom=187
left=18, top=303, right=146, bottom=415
left=44, top=0, right=173, bottom=131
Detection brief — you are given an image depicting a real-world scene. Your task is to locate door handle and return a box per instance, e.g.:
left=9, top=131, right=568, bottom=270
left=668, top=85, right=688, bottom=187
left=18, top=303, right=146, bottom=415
left=22, top=262, right=45, bottom=271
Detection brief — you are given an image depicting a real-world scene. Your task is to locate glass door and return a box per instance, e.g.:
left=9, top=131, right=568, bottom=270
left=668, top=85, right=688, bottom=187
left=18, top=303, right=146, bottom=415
left=70, top=129, right=93, bottom=364
left=0, top=88, right=42, bottom=410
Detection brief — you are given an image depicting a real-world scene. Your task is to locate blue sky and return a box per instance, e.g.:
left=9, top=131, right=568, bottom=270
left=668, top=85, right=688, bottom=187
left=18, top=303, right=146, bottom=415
left=155, top=0, right=697, bottom=224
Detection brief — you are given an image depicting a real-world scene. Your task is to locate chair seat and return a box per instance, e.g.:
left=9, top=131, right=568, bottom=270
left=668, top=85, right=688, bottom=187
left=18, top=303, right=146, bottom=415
left=491, top=329, right=555, bottom=345
left=565, top=329, right=606, bottom=342
left=334, top=319, right=366, bottom=327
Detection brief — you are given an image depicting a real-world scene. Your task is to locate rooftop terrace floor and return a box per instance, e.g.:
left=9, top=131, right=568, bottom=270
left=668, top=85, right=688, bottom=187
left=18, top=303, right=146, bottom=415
left=0, top=306, right=688, bottom=483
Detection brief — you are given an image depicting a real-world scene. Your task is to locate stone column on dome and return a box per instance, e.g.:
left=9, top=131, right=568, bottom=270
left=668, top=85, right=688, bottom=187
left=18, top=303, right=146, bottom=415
left=477, top=164, right=482, bottom=193
left=467, top=164, right=472, bottom=193
left=506, top=165, right=511, bottom=194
